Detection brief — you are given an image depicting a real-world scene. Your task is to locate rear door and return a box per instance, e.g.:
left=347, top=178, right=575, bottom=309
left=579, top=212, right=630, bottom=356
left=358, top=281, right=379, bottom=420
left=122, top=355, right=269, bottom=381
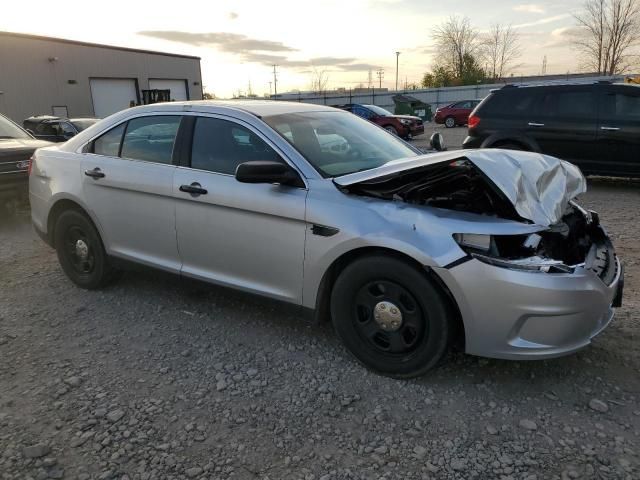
left=81, top=114, right=182, bottom=271
left=529, top=86, right=598, bottom=166
left=597, top=86, right=640, bottom=176
left=173, top=115, right=308, bottom=303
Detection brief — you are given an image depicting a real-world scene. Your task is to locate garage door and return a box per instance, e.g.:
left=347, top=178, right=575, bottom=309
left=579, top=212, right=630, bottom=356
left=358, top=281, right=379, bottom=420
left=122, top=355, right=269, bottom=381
left=148, top=79, right=188, bottom=101
left=90, top=78, right=138, bottom=118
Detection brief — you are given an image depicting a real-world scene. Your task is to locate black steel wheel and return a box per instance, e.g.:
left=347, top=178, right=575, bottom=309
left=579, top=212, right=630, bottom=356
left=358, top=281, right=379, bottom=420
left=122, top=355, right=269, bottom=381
left=331, top=255, right=453, bottom=378
left=54, top=209, right=119, bottom=289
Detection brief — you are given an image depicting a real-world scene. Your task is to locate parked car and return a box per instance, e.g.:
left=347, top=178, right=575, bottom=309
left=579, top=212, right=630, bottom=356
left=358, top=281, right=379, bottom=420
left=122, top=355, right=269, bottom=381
left=0, top=113, right=52, bottom=204
left=335, top=104, right=424, bottom=139
left=434, top=100, right=481, bottom=128
left=30, top=101, right=623, bottom=378
left=463, top=82, right=640, bottom=177
left=24, top=116, right=99, bottom=143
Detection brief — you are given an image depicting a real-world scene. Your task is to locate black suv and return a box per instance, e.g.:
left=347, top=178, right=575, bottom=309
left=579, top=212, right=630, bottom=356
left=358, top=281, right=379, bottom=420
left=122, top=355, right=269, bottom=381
left=23, top=116, right=98, bottom=143
left=463, top=82, right=640, bottom=177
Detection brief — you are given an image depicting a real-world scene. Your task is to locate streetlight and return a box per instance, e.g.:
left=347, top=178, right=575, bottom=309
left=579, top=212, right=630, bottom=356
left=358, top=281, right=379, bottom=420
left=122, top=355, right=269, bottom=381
left=395, top=51, right=401, bottom=91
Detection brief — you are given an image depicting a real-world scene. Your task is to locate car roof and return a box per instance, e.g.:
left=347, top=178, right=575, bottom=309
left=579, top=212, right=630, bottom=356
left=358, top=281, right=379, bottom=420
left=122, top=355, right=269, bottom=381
left=131, top=100, right=338, bottom=117
left=25, top=115, right=62, bottom=122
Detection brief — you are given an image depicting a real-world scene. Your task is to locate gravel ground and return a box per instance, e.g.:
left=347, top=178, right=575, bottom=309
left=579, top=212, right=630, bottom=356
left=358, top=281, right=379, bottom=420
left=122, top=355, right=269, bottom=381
left=411, top=124, right=467, bottom=151
left=1, top=178, right=638, bottom=480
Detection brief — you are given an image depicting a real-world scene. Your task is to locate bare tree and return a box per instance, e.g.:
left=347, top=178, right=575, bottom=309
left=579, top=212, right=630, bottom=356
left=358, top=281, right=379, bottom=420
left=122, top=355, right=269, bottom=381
left=573, top=0, right=640, bottom=74
left=483, top=24, right=522, bottom=79
left=432, top=16, right=483, bottom=78
left=309, top=66, right=330, bottom=93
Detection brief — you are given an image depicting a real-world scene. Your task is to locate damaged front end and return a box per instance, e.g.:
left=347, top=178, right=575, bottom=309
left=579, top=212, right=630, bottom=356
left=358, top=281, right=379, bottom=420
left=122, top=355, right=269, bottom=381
left=335, top=151, right=620, bottom=300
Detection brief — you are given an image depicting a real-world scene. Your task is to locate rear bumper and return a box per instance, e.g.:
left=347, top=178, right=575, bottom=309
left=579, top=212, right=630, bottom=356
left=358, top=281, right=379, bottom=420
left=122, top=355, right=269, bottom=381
left=434, top=256, right=623, bottom=360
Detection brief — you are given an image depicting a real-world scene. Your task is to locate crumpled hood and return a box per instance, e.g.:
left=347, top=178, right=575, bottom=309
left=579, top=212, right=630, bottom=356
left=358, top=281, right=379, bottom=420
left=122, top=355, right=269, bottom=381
left=334, top=149, right=586, bottom=227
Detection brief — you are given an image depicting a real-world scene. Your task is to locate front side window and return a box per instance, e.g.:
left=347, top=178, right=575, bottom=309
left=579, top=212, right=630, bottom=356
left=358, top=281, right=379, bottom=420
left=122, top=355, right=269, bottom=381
left=92, top=123, right=126, bottom=156
left=264, top=111, right=418, bottom=177
left=120, top=116, right=181, bottom=164
left=191, top=117, right=282, bottom=175
left=602, top=92, right=640, bottom=120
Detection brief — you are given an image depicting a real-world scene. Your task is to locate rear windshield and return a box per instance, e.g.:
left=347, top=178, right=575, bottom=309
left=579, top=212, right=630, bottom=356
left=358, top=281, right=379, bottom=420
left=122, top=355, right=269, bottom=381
left=0, top=115, right=31, bottom=139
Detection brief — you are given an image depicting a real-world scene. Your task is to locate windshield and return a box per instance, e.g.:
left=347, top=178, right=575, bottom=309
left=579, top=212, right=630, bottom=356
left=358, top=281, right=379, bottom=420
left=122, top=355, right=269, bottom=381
left=363, top=104, right=392, bottom=116
left=263, top=111, right=418, bottom=177
left=0, top=114, right=31, bottom=139
left=71, top=119, right=99, bottom=131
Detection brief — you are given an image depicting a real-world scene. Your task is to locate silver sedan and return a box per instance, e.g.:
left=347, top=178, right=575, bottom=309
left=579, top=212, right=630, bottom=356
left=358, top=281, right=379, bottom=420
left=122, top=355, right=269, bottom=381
left=29, top=101, right=624, bottom=378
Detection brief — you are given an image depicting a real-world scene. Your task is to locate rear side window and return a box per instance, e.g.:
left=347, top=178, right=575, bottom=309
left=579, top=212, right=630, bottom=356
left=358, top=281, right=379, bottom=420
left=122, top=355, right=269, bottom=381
left=602, top=92, right=640, bottom=120
left=92, top=123, right=125, bottom=156
left=120, top=116, right=181, bottom=164
left=537, top=90, right=595, bottom=117
left=191, top=117, right=282, bottom=175
left=480, top=91, right=536, bottom=116
left=35, top=123, right=60, bottom=136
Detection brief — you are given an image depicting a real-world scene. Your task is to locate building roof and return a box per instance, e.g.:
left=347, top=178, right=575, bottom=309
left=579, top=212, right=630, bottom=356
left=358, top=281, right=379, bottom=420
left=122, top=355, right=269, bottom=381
left=0, top=31, right=200, bottom=60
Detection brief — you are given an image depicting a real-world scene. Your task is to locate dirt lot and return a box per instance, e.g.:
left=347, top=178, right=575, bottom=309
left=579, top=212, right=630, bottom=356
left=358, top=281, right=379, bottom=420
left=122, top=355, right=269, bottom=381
left=1, top=179, right=638, bottom=480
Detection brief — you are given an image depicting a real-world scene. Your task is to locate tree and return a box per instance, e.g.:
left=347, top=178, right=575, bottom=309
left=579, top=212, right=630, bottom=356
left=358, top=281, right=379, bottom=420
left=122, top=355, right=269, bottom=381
left=432, top=16, right=483, bottom=79
left=572, top=0, right=640, bottom=75
left=483, top=23, right=522, bottom=79
left=309, top=66, right=330, bottom=93
left=421, top=66, right=456, bottom=87
left=459, top=53, right=487, bottom=85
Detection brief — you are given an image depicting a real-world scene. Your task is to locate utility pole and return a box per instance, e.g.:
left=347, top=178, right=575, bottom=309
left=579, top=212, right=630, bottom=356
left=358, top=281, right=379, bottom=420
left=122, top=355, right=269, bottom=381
left=376, top=69, right=384, bottom=89
left=395, top=52, right=400, bottom=91
left=541, top=56, right=547, bottom=75
left=367, top=69, right=373, bottom=89
left=268, top=81, right=272, bottom=97
left=272, top=65, right=278, bottom=98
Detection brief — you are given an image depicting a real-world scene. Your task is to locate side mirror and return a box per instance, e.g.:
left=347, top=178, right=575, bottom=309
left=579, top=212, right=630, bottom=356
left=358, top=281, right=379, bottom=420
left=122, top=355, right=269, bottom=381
left=430, top=132, right=446, bottom=152
left=235, top=161, right=302, bottom=187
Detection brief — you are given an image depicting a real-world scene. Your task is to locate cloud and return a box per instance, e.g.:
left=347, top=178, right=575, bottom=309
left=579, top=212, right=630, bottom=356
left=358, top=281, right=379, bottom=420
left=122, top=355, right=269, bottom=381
left=540, top=26, right=582, bottom=48
left=513, top=4, right=545, bottom=14
left=138, top=31, right=297, bottom=53
left=228, top=12, right=238, bottom=20
left=514, top=14, right=571, bottom=28
left=138, top=30, right=379, bottom=72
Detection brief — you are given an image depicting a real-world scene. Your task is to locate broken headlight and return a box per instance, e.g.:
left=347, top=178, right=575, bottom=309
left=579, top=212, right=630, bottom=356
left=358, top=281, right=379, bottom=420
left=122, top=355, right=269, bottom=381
left=453, top=233, right=575, bottom=273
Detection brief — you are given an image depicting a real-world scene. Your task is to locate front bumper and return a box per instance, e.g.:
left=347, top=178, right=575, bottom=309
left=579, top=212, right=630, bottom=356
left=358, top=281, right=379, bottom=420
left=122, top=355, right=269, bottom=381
left=433, top=255, right=623, bottom=360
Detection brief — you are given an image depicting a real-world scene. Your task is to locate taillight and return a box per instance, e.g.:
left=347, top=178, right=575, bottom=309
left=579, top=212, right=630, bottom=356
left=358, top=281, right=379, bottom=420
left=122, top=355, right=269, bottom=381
left=468, top=114, right=480, bottom=129
left=27, top=155, right=34, bottom=176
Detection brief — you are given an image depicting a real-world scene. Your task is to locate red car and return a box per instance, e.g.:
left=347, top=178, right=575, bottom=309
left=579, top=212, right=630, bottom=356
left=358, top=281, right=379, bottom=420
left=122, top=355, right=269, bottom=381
left=336, top=104, right=424, bottom=139
left=434, top=100, right=481, bottom=128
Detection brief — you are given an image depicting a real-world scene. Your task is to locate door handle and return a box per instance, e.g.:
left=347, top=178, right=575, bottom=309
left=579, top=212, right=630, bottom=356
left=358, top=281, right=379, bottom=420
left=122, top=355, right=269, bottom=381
left=601, top=126, right=620, bottom=131
left=528, top=122, right=545, bottom=127
left=84, top=168, right=105, bottom=179
left=179, top=182, right=208, bottom=196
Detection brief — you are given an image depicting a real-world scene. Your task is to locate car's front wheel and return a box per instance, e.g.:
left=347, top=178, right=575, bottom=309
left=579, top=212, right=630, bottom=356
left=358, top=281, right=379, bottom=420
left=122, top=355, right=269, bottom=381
left=384, top=125, right=399, bottom=136
left=54, top=209, right=120, bottom=289
left=330, top=255, right=453, bottom=378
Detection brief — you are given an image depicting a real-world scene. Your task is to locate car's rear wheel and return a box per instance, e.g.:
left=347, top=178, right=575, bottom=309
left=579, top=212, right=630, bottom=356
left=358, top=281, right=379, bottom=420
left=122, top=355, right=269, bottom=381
left=330, top=255, right=452, bottom=378
left=384, top=125, right=399, bottom=136
left=54, top=209, right=119, bottom=289
left=444, top=117, right=456, bottom=128
left=493, top=142, right=525, bottom=151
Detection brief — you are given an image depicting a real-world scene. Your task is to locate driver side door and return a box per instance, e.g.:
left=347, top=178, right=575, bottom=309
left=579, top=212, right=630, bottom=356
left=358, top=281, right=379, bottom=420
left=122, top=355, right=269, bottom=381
left=174, top=115, right=308, bottom=303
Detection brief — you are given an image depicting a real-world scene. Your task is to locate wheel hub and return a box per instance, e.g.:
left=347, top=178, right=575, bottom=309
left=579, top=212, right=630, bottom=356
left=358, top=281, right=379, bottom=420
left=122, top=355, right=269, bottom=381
left=75, top=239, right=89, bottom=260
left=373, top=301, right=403, bottom=331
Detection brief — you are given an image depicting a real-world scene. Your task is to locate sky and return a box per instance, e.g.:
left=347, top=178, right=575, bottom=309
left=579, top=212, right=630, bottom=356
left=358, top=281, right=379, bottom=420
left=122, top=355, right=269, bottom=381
left=1, top=0, right=587, bottom=98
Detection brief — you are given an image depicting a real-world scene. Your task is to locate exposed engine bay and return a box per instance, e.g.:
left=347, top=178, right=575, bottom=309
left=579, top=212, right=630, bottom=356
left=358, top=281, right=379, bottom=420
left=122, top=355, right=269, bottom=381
left=339, top=159, right=616, bottom=284
left=339, top=159, right=523, bottom=221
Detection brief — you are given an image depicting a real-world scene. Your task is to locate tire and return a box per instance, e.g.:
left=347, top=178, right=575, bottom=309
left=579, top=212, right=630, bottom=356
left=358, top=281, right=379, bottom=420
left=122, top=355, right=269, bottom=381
left=330, top=255, right=453, bottom=378
left=444, top=117, right=456, bottom=128
left=384, top=125, right=398, bottom=136
left=54, top=209, right=119, bottom=289
left=494, top=142, right=524, bottom=151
